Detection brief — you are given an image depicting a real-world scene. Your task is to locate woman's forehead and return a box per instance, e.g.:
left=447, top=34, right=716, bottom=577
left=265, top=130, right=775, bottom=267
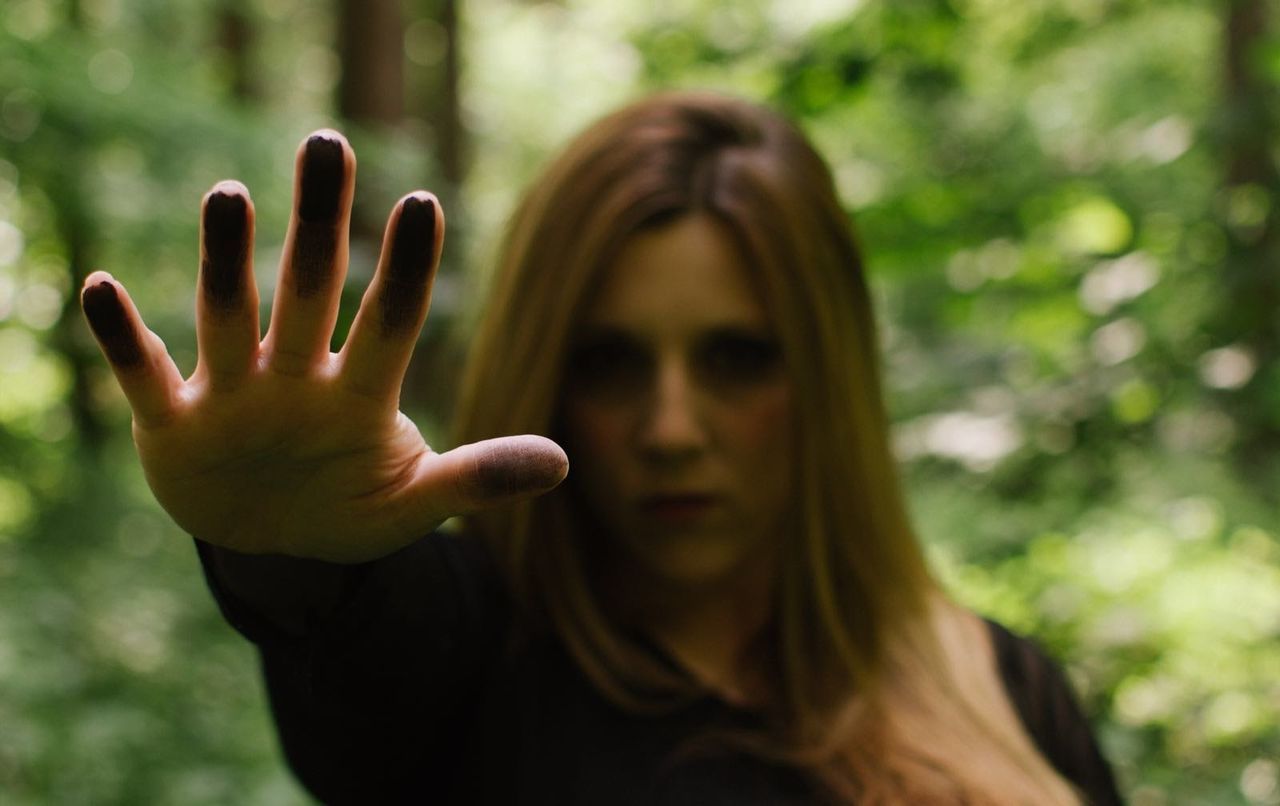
left=579, top=214, right=772, bottom=334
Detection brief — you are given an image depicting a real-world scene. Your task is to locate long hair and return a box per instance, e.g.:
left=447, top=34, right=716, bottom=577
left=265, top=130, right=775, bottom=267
left=453, top=91, right=1081, bottom=803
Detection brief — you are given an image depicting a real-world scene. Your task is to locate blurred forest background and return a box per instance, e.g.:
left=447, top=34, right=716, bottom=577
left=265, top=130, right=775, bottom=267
left=1, top=0, right=1278, bottom=803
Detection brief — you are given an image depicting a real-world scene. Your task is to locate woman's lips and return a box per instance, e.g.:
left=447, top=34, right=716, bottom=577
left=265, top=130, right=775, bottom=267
left=637, top=493, right=720, bottom=523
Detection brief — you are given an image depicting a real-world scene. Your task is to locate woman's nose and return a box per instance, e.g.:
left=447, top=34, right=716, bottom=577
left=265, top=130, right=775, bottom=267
left=638, top=360, right=708, bottom=459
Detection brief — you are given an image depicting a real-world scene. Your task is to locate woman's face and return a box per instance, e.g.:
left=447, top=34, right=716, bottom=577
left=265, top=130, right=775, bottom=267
left=562, top=214, right=794, bottom=597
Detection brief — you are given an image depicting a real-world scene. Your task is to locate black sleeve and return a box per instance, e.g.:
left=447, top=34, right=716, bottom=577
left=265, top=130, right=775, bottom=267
left=985, top=619, right=1124, bottom=806
left=197, top=534, right=510, bottom=805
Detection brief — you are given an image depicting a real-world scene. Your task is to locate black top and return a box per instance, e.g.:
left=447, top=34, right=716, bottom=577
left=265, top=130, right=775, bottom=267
left=197, top=533, right=1123, bottom=805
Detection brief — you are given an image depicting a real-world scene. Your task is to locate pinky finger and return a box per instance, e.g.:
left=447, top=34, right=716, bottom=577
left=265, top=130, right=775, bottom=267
left=81, top=271, right=185, bottom=428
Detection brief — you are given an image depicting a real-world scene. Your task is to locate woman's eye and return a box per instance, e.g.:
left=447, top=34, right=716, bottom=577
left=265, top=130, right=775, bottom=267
left=566, top=336, right=651, bottom=397
left=696, top=333, right=782, bottom=387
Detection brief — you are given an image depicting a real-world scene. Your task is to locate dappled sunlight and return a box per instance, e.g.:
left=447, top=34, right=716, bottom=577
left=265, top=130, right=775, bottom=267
left=2, top=0, right=1277, bottom=802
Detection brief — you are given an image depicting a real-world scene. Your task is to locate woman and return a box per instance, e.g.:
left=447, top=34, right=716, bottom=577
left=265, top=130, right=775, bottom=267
left=81, top=92, right=1121, bottom=804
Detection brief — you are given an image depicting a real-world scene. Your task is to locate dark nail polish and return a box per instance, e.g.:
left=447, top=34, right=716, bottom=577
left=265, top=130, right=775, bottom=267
left=472, top=439, right=568, bottom=500
left=298, top=134, right=345, bottom=223
left=292, top=135, right=344, bottom=297
left=291, top=226, right=336, bottom=298
left=381, top=195, right=437, bottom=333
left=202, top=190, right=248, bottom=311
left=82, top=281, right=143, bottom=368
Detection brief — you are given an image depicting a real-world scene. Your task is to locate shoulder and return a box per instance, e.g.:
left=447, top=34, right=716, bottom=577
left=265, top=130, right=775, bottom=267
left=982, top=618, right=1124, bottom=806
left=983, top=618, right=1068, bottom=719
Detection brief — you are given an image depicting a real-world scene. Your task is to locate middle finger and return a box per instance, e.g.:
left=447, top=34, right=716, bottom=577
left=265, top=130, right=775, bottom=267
left=263, top=130, right=355, bottom=376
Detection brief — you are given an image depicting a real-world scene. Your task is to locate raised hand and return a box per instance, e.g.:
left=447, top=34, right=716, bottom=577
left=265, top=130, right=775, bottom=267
left=81, top=131, right=567, bottom=563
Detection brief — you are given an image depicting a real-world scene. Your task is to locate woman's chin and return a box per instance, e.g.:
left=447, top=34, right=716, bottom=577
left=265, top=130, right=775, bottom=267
left=617, top=530, right=769, bottom=597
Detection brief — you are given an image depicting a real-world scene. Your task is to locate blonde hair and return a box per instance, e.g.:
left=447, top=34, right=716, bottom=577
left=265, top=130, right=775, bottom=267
left=454, top=91, right=1082, bottom=803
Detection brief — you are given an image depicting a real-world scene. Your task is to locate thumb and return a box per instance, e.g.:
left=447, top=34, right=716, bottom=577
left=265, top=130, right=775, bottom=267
left=406, top=434, right=569, bottom=521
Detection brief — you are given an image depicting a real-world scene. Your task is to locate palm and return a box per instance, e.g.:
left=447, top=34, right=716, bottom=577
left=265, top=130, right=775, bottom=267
left=82, top=131, right=565, bottom=563
left=137, top=376, right=429, bottom=561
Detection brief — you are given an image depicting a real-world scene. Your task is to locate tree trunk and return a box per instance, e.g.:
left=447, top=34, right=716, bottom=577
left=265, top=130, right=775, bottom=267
left=400, top=0, right=469, bottom=421
left=1217, top=0, right=1280, bottom=460
left=45, top=3, right=103, bottom=453
left=215, top=0, right=259, bottom=102
left=337, top=0, right=406, bottom=125
left=435, top=0, right=465, bottom=189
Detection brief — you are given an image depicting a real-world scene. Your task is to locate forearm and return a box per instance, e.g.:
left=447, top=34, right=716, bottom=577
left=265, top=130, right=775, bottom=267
left=195, top=540, right=371, bottom=640
left=197, top=531, right=510, bottom=801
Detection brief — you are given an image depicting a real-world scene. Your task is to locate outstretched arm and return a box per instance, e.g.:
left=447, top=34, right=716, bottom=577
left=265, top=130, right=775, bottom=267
left=81, top=130, right=567, bottom=628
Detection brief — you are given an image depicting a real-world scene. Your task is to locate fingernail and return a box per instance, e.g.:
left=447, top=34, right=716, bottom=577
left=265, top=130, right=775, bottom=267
left=298, top=133, right=345, bottom=223
left=82, top=281, right=143, bottom=368
left=381, top=194, right=437, bottom=333
left=202, top=187, right=249, bottom=310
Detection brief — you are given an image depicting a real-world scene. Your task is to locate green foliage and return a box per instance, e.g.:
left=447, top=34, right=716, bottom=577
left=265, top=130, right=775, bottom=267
left=3, top=0, right=1278, bottom=803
